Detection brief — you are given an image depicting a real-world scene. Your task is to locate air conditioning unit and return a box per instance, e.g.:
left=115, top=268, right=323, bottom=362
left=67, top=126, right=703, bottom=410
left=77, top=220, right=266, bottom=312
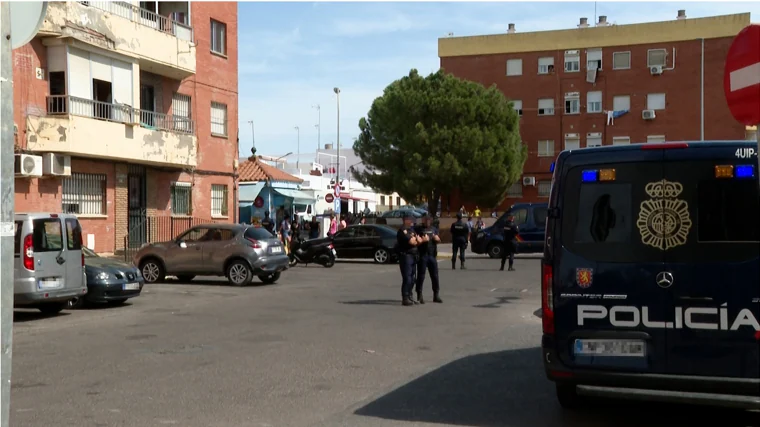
left=650, top=65, right=663, bottom=75
left=14, top=154, right=43, bottom=177
left=642, top=109, right=656, bottom=120
left=522, top=176, right=536, bottom=186
left=42, top=153, right=71, bottom=176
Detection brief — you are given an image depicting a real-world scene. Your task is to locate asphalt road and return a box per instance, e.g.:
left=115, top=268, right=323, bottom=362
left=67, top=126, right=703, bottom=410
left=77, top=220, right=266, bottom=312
left=10, top=257, right=759, bottom=427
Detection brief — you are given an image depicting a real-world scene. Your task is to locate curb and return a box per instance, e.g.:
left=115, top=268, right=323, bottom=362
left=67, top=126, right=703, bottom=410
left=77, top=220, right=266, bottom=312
left=436, top=252, right=542, bottom=260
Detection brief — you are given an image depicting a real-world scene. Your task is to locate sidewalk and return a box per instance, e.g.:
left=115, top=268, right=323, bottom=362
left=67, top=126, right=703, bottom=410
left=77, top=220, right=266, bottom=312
left=434, top=243, right=542, bottom=260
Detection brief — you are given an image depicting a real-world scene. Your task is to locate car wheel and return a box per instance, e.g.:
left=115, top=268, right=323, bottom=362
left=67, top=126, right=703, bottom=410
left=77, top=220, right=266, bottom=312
left=556, top=384, right=586, bottom=410
left=374, top=248, right=390, bottom=264
left=67, top=297, right=86, bottom=309
left=140, top=258, right=165, bottom=284
left=487, top=242, right=503, bottom=259
left=38, top=302, right=66, bottom=315
left=226, top=260, right=253, bottom=286
left=258, top=272, right=281, bottom=284
left=176, top=275, right=195, bottom=282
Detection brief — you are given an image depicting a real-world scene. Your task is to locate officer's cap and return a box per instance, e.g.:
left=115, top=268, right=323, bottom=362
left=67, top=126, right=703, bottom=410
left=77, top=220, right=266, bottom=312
left=456, top=212, right=463, bottom=219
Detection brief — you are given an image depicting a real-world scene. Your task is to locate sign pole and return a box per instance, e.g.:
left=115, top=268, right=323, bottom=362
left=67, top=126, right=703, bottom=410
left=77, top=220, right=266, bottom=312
left=0, top=3, right=15, bottom=426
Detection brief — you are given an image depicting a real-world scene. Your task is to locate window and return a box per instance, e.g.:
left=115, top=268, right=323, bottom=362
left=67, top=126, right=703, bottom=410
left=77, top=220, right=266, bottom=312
left=62, top=173, right=106, bottom=215
left=509, top=208, right=529, bottom=226
left=380, top=195, right=386, bottom=205
left=13, top=221, right=21, bottom=256
left=586, top=48, right=602, bottom=70
left=506, top=59, right=523, bottom=76
left=32, top=219, right=63, bottom=252
left=613, top=51, right=631, bottom=69
left=211, top=184, right=229, bottom=217
left=647, top=48, right=667, bottom=67
left=538, top=181, right=552, bottom=197
left=564, top=93, right=580, bottom=114
left=396, top=196, right=401, bottom=206
left=612, top=136, right=630, bottom=146
left=697, top=180, right=759, bottom=242
left=587, top=134, right=603, bottom=147
left=537, top=140, right=554, bottom=157
left=564, top=137, right=580, bottom=151
left=210, top=102, right=228, bottom=136
left=647, top=135, right=666, bottom=143
left=506, top=183, right=522, bottom=198
left=533, top=206, right=548, bottom=228
left=171, top=182, right=192, bottom=215
left=246, top=227, right=275, bottom=240
left=538, top=57, right=554, bottom=74
left=179, top=227, right=207, bottom=242
left=612, top=95, right=630, bottom=112
left=538, top=98, right=554, bottom=116
left=65, top=218, right=83, bottom=250
left=210, top=19, right=227, bottom=55
left=574, top=183, right=633, bottom=244
left=511, top=99, right=522, bottom=116
left=587, top=91, right=602, bottom=113
left=172, top=93, right=192, bottom=133
left=647, top=93, right=666, bottom=110
left=564, top=50, right=580, bottom=72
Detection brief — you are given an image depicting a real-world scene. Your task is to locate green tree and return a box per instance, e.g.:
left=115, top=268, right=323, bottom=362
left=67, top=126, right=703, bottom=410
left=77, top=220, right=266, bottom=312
left=351, top=69, right=526, bottom=209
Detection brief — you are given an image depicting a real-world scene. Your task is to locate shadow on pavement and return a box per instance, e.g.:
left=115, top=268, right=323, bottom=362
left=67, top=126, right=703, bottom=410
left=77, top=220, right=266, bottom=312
left=472, top=296, right=521, bottom=308
left=354, top=347, right=759, bottom=427
left=13, top=310, right=71, bottom=323
left=340, top=299, right=401, bottom=306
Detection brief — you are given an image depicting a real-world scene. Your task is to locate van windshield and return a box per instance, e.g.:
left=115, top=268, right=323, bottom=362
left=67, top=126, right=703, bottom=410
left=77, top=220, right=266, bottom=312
left=32, top=218, right=64, bottom=253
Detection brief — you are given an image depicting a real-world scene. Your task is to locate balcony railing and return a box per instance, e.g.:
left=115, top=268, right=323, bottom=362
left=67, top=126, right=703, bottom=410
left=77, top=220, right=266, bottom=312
left=46, top=95, right=195, bottom=135
left=79, top=1, right=193, bottom=42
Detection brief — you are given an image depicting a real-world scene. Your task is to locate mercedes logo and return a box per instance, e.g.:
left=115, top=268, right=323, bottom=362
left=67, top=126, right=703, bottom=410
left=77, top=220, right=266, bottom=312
left=656, top=271, right=674, bottom=288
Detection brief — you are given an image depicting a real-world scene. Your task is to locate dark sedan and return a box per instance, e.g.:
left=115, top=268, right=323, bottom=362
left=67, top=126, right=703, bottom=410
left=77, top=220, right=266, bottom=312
left=309, top=224, right=399, bottom=264
left=69, top=247, right=144, bottom=308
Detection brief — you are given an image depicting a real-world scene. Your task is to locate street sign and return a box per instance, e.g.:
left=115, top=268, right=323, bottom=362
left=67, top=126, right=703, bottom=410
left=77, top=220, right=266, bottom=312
left=333, top=184, right=341, bottom=197
left=253, top=196, right=264, bottom=208
left=724, top=24, right=760, bottom=125
left=9, top=2, right=48, bottom=49
left=325, top=193, right=334, bottom=203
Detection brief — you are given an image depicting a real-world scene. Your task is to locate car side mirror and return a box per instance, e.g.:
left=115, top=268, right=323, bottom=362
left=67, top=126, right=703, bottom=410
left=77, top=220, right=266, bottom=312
left=178, top=241, right=187, bottom=249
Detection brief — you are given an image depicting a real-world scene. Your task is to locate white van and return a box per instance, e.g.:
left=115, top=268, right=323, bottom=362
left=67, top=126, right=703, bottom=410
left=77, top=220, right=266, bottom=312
left=14, top=213, right=87, bottom=314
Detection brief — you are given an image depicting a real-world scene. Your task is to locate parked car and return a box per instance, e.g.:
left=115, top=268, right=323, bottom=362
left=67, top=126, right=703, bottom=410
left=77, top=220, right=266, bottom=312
left=133, top=224, right=289, bottom=286
left=309, top=224, right=399, bottom=264
left=470, top=202, right=548, bottom=258
left=13, top=213, right=88, bottom=314
left=69, top=247, right=144, bottom=308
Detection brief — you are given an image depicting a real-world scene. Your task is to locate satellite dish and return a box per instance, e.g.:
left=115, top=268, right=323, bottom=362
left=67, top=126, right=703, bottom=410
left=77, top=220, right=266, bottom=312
left=9, top=1, right=48, bottom=50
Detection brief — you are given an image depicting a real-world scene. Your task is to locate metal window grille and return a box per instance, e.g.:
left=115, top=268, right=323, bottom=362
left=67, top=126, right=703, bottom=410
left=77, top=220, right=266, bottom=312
left=211, top=102, right=227, bottom=136
left=211, top=19, right=226, bottom=55
left=171, top=183, right=192, bottom=215
left=172, top=93, right=191, bottom=132
left=62, top=173, right=106, bottom=215
left=506, top=183, right=522, bottom=198
left=211, top=185, right=228, bottom=216
left=538, top=181, right=552, bottom=197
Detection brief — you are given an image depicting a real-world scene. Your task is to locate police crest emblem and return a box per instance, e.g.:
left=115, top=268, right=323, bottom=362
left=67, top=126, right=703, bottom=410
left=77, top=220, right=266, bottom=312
left=636, top=180, right=692, bottom=250
left=576, top=268, right=593, bottom=288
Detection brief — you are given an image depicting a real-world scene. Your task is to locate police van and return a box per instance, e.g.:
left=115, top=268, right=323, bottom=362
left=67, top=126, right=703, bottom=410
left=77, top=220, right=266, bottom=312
left=541, top=141, right=760, bottom=409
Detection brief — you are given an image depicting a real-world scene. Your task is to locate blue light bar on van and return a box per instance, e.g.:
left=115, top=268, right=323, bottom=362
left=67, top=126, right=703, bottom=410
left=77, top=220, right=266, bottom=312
left=550, top=162, right=556, bottom=173
left=736, top=164, right=755, bottom=179
left=581, top=170, right=598, bottom=182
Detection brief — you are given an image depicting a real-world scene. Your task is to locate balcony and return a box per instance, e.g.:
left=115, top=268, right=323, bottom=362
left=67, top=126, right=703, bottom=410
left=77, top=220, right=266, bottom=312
left=41, top=1, right=196, bottom=79
left=26, top=95, right=197, bottom=168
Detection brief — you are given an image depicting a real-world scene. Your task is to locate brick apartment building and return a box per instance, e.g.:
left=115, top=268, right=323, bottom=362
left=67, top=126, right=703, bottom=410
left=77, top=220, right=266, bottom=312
left=438, top=11, right=752, bottom=209
left=12, top=1, right=239, bottom=254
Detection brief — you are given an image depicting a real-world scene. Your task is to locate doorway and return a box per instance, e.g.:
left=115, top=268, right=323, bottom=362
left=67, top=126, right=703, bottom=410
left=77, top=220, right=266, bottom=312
left=127, top=165, right=147, bottom=248
left=92, top=79, right=112, bottom=120
left=140, top=84, right=155, bottom=126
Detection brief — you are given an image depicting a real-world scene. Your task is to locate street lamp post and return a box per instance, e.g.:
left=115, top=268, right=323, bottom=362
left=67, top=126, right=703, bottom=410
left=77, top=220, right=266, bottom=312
left=294, top=126, right=300, bottom=171
left=247, top=120, right=255, bottom=155
left=312, top=104, right=321, bottom=157
left=333, top=87, right=340, bottom=191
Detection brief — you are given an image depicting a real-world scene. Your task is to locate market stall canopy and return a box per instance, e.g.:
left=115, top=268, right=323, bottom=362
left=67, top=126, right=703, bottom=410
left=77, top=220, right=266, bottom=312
left=239, top=182, right=266, bottom=202
left=273, top=188, right=316, bottom=205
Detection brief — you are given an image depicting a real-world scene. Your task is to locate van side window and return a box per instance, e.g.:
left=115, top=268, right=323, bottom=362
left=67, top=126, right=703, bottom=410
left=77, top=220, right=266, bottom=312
left=574, top=184, right=632, bottom=243
left=511, top=208, right=528, bottom=226
left=533, top=206, right=548, bottom=228
left=65, top=218, right=83, bottom=250
left=697, top=180, right=760, bottom=242
left=14, top=221, right=22, bottom=256
left=32, top=219, right=64, bottom=252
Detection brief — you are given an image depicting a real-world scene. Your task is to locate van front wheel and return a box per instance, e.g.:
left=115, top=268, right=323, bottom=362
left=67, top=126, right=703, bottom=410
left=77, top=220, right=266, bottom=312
left=555, top=384, right=586, bottom=410
left=38, top=302, right=66, bottom=315
left=487, top=242, right=503, bottom=259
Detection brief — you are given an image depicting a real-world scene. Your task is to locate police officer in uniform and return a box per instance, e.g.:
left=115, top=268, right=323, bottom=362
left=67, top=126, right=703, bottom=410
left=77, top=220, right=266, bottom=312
left=397, top=211, right=421, bottom=306
left=261, top=211, right=274, bottom=234
left=414, top=214, right=442, bottom=304
left=500, top=215, right=519, bottom=271
left=450, top=212, right=470, bottom=270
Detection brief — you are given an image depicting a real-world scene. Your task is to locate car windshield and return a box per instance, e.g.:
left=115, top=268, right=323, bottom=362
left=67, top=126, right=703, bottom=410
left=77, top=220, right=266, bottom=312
left=82, top=247, right=99, bottom=258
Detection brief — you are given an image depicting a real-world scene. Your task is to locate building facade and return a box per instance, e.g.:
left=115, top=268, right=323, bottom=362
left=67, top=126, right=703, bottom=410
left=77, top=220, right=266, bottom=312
left=438, top=11, right=751, bottom=208
left=13, top=1, right=238, bottom=254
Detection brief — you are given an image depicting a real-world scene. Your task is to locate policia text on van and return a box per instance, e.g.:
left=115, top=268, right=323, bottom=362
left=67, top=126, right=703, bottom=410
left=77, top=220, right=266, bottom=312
left=541, top=141, right=760, bottom=410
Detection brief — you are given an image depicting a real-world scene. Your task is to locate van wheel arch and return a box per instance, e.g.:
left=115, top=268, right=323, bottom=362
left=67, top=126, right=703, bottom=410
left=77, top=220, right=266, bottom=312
left=486, top=242, right=503, bottom=259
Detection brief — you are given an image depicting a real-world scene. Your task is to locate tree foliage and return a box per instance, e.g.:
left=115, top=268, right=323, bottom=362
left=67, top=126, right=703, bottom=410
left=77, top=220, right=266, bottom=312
left=351, top=69, right=526, bottom=208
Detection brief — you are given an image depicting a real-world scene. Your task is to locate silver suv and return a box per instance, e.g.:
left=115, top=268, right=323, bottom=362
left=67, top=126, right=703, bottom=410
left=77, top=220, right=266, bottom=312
left=132, top=224, right=289, bottom=286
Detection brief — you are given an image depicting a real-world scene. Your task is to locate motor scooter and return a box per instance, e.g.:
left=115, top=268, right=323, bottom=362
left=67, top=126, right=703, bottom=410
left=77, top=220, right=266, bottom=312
left=289, top=237, right=336, bottom=268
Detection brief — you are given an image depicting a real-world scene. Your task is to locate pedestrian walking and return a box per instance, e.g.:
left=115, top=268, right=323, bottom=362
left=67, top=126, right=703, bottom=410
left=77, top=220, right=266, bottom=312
left=308, top=216, right=320, bottom=239
left=327, top=213, right=337, bottom=237
left=397, top=211, right=421, bottom=306
left=261, top=211, right=274, bottom=234
left=414, top=214, right=442, bottom=304
left=450, top=212, right=469, bottom=270
left=500, top=215, right=520, bottom=271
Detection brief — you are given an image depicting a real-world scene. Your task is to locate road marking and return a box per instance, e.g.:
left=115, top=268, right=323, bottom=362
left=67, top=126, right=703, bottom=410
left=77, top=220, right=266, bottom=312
left=730, top=62, right=760, bottom=92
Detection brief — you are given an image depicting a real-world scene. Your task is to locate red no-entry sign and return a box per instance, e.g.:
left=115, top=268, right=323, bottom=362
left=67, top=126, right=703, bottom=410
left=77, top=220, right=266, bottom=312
left=325, top=193, right=334, bottom=203
left=724, top=24, right=760, bottom=125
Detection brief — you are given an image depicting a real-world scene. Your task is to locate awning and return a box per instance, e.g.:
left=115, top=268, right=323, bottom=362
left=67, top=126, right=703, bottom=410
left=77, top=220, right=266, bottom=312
left=339, top=192, right=368, bottom=201
left=273, top=188, right=316, bottom=205
left=239, top=182, right=266, bottom=202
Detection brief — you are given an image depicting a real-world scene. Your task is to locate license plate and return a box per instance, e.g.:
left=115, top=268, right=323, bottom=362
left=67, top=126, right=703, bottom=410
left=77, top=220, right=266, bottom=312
left=270, top=246, right=282, bottom=254
left=38, top=278, right=62, bottom=290
left=123, top=282, right=140, bottom=290
left=574, top=339, right=646, bottom=357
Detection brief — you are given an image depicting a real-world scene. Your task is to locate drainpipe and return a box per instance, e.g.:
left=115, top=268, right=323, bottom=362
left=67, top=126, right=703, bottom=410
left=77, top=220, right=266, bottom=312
left=700, top=38, right=705, bottom=141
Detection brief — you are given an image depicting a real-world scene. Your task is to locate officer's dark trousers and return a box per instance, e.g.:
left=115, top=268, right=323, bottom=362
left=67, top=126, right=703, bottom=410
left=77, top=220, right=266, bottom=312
left=501, top=241, right=516, bottom=268
left=399, top=253, right=416, bottom=298
left=451, top=239, right=466, bottom=263
left=416, top=254, right=440, bottom=294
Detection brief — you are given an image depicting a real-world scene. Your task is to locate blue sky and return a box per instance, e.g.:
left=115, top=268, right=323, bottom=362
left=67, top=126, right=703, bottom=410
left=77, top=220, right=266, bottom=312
left=237, top=1, right=759, bottom=162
